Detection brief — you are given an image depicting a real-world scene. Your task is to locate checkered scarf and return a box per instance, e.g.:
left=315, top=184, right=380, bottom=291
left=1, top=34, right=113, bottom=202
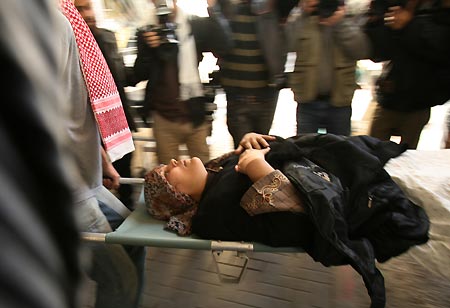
left=59, top=0, right=134, bottom=162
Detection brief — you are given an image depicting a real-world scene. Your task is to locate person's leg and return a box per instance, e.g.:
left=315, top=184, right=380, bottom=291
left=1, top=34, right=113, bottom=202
left=112, top=152, right=134, bottom=210
left=76, top=195, right=140, bottom=308
left=397, top=108, right=431, bottom=149
left=153, top=112, right=181, bottom=164
left=296, top=100, right=325, bottom=134
left=368, top=104, right=397, bottom=141
left=252, top=91, right=279, bottom=135
left=185, top=122, right=210, bottom=163
left=95, top=186, right=146, bottom=308
left=226, top=94, right=253, bottom=148
left=326, top=104, right=352, bottom=136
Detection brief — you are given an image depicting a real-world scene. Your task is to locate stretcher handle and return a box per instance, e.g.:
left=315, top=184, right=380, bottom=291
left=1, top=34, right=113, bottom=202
left=119, top=177, right=145, bottom=185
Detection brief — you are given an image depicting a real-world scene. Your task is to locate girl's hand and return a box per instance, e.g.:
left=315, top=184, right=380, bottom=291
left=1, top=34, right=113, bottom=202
left=235, top=148, right=274, bottom=182
left=235, top=133, right=276, bottom=154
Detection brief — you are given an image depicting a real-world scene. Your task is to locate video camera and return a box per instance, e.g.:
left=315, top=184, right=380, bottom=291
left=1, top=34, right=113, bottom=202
left=137, top=0, right=178, bottom=45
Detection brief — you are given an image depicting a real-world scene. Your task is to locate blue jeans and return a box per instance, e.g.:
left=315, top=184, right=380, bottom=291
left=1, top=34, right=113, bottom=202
left=297, top=99, right=352, bottom=136
left=76, top=186, right=146, bottom=308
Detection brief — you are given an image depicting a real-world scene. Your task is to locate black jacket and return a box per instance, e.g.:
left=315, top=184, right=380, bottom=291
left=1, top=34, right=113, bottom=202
left=365, top=3, right=450, bottom=111
left=192, top=134, right=429, bottom=308
left=133, top=8, right=233, bottom=118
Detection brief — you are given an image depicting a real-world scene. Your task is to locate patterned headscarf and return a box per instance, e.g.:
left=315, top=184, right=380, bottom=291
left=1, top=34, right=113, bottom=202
left=144, top=165, right=198, bottom=236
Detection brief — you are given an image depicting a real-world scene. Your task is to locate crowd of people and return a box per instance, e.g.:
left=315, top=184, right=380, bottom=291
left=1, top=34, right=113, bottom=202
left=3, top=0, right=449, bottom=308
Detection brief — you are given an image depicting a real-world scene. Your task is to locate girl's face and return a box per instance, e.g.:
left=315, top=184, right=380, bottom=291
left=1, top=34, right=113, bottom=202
left=164, top=157, right=207, bottom=199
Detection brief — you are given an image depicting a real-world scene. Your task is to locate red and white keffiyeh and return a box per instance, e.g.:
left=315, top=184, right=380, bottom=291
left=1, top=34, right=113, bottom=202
left=59, top=0, right=134, bottom=162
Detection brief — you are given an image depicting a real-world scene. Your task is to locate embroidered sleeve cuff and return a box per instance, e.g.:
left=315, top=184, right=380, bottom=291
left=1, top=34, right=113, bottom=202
left=240, top=170, right=304, bottom=216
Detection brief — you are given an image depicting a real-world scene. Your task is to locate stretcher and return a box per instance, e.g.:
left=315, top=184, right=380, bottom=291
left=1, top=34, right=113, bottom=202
left=82, top=177, right=303, bottom=282
left=82, top=149, right=450, bottom=283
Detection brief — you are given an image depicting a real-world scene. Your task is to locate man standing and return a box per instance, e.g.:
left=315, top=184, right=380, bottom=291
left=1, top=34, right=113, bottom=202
left=366, top=0, right=450, bottom=149
left=75, top=0, right=138, bottom=209
left=217, top=0, right=295, bottom=148
left=0, top=0, right=82, bottom=307
left=134, top=0, right=232, bottom=164
left=57, top=1, right=145, bottom=307
left=286, top=0, right=371, bottom=136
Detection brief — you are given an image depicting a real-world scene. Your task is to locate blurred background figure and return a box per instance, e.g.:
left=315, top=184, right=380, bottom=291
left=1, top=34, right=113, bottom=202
left=75, top=0, right=138, bottom=210
left=133, top=0, right=232, bottom=164
left=216, top=0, right=298, bottom=148
left=0, top=0, right=82, bottom=307
left=366, top=0, right=450, bottom=149
left=286, top=0, right=371, bottom=136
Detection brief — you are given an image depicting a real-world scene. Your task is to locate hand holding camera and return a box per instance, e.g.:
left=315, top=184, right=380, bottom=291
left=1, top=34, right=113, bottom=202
left=138, top=1, right=178, bottom=49
left=140, top=28, right=162, bottom=48
left=384, top=0, right=419, bottom=30
left=383, top=6, right=412, bottom=29
left=367, top=0, right=417, bottom=30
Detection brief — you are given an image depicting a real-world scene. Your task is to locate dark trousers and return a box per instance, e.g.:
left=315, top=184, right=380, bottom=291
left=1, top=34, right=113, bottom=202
left=112, top=152, right=134, bottom=210
left=297, top=99, right=352, bottom=136
left=226, top=89, right=279, bottom=148
left=368, top=103, right=430, bottom=149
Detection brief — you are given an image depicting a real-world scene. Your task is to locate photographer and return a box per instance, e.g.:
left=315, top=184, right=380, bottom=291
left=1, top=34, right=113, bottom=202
left=133, top=0, right=232, bottom=164
left=286, top=0, right=371, bottom=136
left=366, top=0, right=450, bottom=149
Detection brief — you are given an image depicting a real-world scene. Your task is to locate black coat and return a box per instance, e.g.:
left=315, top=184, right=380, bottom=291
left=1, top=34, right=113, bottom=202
left=133, top=11, right=233, bottom=118
left=192, top=134, right=429, bottom=308
left=365, top=3, right=450, bottom=111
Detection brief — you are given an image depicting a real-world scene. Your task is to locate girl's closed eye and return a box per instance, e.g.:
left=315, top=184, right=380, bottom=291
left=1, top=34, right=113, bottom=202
left=162, top=157, right=208, bottom=201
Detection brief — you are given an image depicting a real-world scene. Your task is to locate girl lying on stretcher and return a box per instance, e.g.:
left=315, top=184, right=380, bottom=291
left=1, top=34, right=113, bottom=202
left=144, top=132, right=429, bottom=308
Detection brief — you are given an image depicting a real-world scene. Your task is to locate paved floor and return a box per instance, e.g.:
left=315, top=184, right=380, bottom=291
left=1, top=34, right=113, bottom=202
left=82, top=88, right=450, bottom=308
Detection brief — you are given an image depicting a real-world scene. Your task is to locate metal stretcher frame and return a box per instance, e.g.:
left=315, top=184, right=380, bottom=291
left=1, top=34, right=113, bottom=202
left=82, top=178, right=304, bottom=282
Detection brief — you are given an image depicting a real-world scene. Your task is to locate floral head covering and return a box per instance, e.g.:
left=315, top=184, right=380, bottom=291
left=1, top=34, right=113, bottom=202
left=144, top=165, right=198, bottom=236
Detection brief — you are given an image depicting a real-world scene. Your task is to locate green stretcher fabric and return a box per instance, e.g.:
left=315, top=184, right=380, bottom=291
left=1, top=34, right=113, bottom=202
left=105, top=192, right=304, bottom=252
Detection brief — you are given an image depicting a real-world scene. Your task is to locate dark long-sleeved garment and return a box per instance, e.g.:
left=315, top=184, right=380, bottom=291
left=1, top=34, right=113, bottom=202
left=192, top=133, right=429, bottom=308
left=365, top=3, right=450, bottom=112
left=133, top=6, right=233, bottom=121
